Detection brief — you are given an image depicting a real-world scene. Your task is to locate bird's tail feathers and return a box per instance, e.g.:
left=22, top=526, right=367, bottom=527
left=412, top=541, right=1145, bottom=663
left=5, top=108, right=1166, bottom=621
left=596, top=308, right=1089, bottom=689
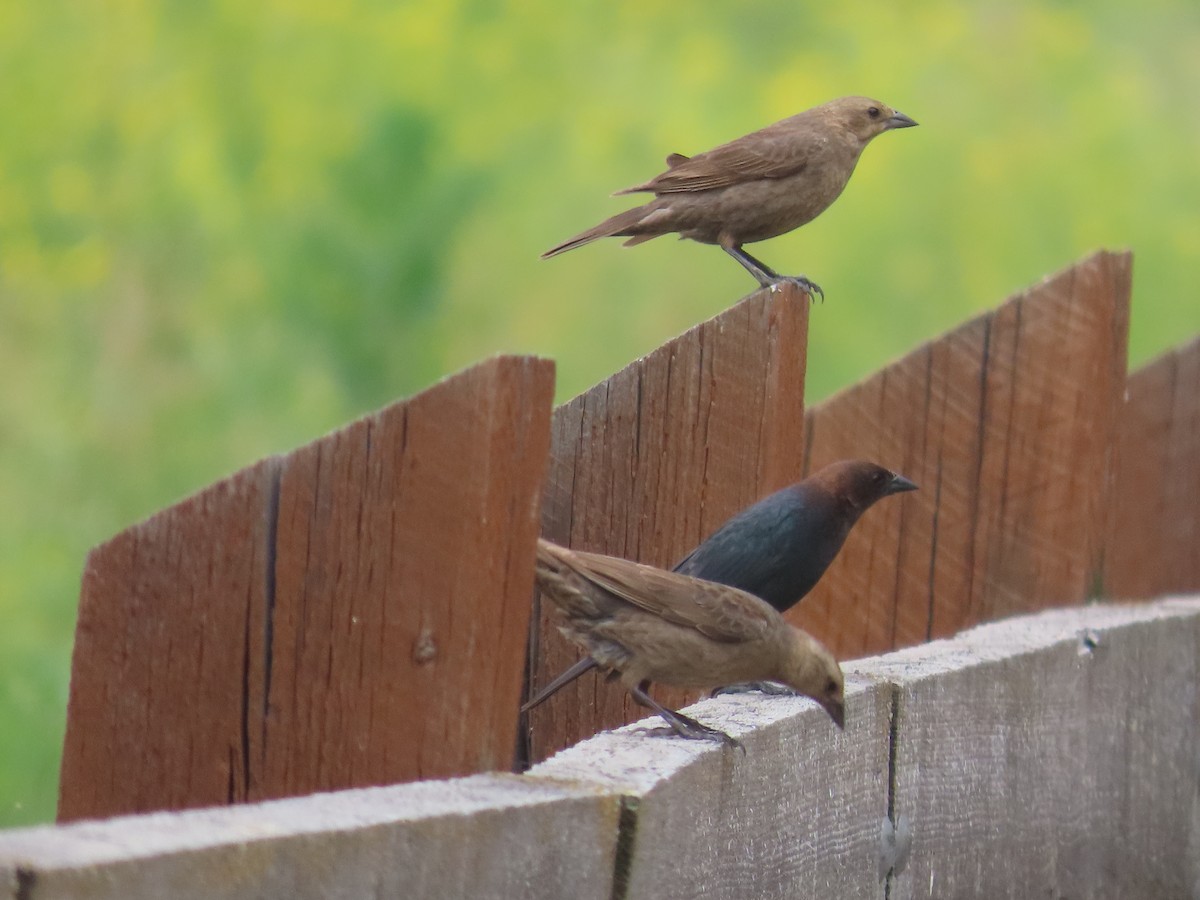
left=541, top=204, right=659, bottom=258
left=621, top=233, right=657, bottom=247
left=520, top=656, right=599, bottom=713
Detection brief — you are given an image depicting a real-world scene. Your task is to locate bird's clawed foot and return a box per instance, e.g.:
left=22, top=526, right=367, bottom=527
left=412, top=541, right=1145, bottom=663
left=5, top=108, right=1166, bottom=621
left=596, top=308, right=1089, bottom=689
left=722, top=244, right=824, bottom=302
left=765, top=274, right=824, bottom=302
left=711, top=681, right=798, bottom=697
left=658, top=709, right=745, bottom=752
left=631, top=682, right=744, bottom=751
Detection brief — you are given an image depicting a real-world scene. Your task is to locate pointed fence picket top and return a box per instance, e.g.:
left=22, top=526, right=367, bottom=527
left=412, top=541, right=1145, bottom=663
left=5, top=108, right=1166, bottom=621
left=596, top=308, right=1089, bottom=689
left=59, top=356, right=556, bottom=822
left=1104, top=335, right=1200, bottom=599
left=525, top=284, right=810, bottom=765
left=795, top=251, right=1132, bottom=659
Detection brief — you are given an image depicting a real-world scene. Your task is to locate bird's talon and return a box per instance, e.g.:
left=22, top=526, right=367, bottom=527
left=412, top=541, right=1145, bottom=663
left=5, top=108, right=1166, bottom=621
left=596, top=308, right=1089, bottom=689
left=680, top=724, right=743, bottom=751
left=712, top=681, right=798, bottom=697
left=665, top=712, right=743, bottom=749
left=756, top=682, right=799, bottom=696
left=787, top=277, right=823, bottom=302
left=761, top=274, right=823, bottom=302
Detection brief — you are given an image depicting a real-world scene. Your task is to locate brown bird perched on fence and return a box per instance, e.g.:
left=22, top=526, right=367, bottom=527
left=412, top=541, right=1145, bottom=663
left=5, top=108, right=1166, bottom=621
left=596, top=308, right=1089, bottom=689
left=542, top=96, right=918, bottom=299
left=524, top=460, right=916, bottom=710
left=530, top=538, right=845, bottom=747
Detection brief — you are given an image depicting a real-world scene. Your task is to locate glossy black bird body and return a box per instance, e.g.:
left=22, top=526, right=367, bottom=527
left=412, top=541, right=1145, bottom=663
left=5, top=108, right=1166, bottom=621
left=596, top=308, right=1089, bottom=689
left=674, top=460, right=917, bottom=612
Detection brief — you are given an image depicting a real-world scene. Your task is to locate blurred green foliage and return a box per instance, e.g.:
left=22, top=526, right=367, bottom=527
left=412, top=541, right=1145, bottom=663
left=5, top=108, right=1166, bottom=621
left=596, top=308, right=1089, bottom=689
left=1, top=0, right=1198, bottom=826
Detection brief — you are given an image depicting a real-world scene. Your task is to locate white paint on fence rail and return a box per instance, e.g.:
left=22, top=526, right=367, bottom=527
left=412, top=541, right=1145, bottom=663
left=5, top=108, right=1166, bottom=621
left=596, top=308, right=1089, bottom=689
left=3, top=598, right=1198, bottom=900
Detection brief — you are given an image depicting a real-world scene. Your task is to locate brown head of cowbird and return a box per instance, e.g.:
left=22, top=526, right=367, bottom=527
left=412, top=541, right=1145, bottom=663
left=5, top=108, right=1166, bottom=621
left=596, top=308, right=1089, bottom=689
left=542, top=96, right=918, bottom=299
left=529, top=538, right=845, bottom=747
left=523, top=460, right=915, bottom=711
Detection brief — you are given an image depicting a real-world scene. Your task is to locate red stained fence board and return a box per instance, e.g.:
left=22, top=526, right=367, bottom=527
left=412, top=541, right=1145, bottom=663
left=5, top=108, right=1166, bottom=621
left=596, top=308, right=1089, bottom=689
left=1104, top=336, right=1200, bottom=599
left=526, top=285, right=810, bottom=764
left=60, top=356, right=555, bottom=821
left=796, top=251, right=1132, bottom=658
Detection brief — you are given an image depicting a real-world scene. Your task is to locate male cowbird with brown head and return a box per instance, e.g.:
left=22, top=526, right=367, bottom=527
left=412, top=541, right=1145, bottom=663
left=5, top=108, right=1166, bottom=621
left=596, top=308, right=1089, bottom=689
left=674, top=459, right=917, bottom=612
left=531, top=538, right=845, bottom=747
left=542, top=96, right=917, bottom=298
left=523, top=460, right=915, bottom=710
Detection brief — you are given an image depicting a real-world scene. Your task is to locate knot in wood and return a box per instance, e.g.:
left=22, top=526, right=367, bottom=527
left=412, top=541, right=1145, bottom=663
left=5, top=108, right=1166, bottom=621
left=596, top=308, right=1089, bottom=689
left=412, top=627, right=438, bottom=664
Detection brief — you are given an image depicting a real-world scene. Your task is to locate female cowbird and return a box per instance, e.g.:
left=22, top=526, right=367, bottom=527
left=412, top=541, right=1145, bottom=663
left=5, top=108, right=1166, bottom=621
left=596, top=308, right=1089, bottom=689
left=531, top=538, right=845, bottom=747
left=542, top=96, right=917, bottom=298
left=524, top=460, right=915, bottom=710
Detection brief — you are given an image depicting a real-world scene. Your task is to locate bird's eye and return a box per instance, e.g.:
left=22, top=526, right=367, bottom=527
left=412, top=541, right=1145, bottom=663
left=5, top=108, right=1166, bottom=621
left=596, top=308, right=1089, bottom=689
left=826, top=679, right=838, bottom=694
left=867, top=107, right=881, bottom=118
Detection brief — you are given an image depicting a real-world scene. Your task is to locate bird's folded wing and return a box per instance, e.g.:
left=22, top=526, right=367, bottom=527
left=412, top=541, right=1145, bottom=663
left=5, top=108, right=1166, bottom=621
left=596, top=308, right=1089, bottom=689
left=616, top=128, right=815, bottom=194
left=671, top=501, right=795, bottom=588
left=672, top=542, right=763, bottom=591
left=564, top=550, right=776, bottom=643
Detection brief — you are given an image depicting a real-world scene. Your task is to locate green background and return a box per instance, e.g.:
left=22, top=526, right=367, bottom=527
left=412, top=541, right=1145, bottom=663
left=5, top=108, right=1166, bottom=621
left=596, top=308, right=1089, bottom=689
left=2, top=0, right=1198, bottom=826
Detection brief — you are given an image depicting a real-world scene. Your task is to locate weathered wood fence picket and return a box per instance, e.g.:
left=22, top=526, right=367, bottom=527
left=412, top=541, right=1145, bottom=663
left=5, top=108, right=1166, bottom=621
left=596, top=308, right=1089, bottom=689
left=3, top=249, right=1199, bottom=899
left=58, top=358, right=556, bottom=818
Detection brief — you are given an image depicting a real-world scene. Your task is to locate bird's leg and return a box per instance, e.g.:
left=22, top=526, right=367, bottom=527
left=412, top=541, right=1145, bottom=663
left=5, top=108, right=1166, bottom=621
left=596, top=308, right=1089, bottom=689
left=630, top=682, right=743, bottom=751
left=711, top=681, right=798, bottom=697
left=722, top=244, right=825, bottom=302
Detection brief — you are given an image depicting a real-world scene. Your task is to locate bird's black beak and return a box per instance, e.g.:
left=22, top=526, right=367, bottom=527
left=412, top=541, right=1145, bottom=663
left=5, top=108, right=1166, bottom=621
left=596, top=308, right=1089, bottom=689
left=888, top=111, right=918, bottom=129
left=822, top=698, right=845, bottom=730
left=887, top=473, right=919, bottom=495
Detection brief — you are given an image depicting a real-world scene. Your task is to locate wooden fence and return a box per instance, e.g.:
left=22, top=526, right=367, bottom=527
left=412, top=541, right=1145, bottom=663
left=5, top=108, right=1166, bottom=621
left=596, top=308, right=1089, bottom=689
left=59, top=358, right=556, bottom=819
left=4, top=248, right=1198, bottom=894
left=4, top=598, right=1199, bottom=899
left=1105, top=333, right=1200, bottom=598
left=798, top=252, right=1130, bottom=653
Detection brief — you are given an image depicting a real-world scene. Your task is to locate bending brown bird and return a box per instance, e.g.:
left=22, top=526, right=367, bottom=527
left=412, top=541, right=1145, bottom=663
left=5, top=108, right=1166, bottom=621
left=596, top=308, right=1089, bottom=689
left=529, top=538, right=845, bottom=747
left=524, top=460, right=916, bottom=710
left=542, top=96, right=918, bottom=298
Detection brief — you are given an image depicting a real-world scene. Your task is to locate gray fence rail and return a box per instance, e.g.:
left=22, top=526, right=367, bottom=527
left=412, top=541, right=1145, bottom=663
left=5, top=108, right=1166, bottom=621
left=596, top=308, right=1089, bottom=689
left=5, top=597, right=1198, bottom=900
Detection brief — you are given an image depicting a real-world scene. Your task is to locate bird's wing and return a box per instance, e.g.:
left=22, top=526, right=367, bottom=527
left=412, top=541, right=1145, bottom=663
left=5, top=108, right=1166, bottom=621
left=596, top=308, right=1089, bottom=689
left=618, top=123, right=818, bottom=195
left=673, top=539, right=768, bottom=595
left=672, top=490, right=804, bottom=596
left=564, top=549, right=777, bottom=643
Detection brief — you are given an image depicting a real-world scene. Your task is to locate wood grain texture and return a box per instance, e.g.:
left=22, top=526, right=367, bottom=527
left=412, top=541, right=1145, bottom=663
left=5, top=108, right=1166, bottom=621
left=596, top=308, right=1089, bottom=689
left=527, top=285, right=809, bottom=764
left=530, top=678, right=892, bottom=900
left=7, top=775, right=619, bottom=900
left=59, top=356, right=555, bottom=822
left=18, top=599, right=1199, bottom=899
left=1104, top=335, right=1200, bottom=599
left=60, top=459, right=279, bottom=822
left=856, top=600, right=1200, bottom=900
left=797, top=251, right=1132, bottom=659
